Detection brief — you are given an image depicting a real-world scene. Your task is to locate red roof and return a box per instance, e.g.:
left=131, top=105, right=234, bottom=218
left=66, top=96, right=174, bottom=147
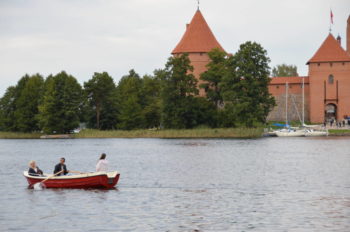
left=269, top=76, right=309, bottom=85
left=172, top=10, right=225, bottom=54
left=307, top=33, right=350, bottom=64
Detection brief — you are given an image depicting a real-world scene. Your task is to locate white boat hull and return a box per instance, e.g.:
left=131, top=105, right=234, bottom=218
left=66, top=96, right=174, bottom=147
left=275, top=130, right=305, bottom=137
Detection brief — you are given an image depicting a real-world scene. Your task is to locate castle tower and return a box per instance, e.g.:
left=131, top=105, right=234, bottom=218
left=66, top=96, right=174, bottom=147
left=172, top=9, right=225, bottom=96
left=347, top=15, right=350, bottom=54
left=307, top=33, right=350, bottom=123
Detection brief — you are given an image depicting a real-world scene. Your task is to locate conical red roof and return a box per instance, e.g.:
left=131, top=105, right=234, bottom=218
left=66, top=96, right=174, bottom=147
left=172, top=10, right=225, bottom=54
left=307, top=33, right=350, bottom=64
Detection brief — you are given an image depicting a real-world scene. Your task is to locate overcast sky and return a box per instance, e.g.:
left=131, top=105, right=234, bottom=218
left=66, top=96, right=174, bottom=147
left=0, top=0, right=349, bottom=96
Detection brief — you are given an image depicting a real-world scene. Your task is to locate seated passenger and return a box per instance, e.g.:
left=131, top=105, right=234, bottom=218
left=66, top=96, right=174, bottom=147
left=96, top=153, right=109, bottom=172
left=28, top=160, right=43, bottom=176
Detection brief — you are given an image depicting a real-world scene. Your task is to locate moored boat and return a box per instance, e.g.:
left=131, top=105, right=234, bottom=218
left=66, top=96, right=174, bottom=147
left=275, top=128, right=305, bottom=137
left=273, top=82, right=306, bottom=137
left=24, top=171, right=120, bottom=189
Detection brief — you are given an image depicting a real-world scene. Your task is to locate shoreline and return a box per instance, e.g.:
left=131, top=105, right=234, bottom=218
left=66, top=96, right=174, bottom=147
left=0, top=128, right=263, bottom=139
left=1, top=128, right=350, bottom=139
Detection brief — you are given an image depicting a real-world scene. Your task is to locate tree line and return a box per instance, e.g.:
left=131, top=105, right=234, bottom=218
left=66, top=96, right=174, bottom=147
left=0, top=41, right=277, bottom=133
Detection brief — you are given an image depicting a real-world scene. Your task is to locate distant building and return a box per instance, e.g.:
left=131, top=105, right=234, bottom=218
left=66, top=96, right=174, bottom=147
left=172, top=9, right=225, bottom=96
left=172, top=9, right=350, bottom=123
left=269, top=17, right=350, bottom=123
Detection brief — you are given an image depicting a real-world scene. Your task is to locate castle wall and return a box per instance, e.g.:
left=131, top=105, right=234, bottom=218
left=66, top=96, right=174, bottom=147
left=267, top=93, right=310, bottom=122
left=267, top=82, right=310, bottom=122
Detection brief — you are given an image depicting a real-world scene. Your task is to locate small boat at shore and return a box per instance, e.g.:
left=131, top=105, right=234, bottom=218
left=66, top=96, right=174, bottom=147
left=24, top=171, right=120, bottom=189
left=274, top=128, right=305, bottom=137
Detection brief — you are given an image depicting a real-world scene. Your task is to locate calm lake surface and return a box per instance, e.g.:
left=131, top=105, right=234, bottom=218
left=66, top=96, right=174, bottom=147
left=0, top=137, right=349, bottom=231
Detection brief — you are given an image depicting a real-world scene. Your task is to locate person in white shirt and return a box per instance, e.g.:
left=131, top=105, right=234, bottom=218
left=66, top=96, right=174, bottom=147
left=96, top=153, right=109, bottom=172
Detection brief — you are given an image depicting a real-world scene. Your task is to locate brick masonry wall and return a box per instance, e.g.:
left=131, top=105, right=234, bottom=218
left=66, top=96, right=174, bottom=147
left=267, top=93, right=309, bottom=122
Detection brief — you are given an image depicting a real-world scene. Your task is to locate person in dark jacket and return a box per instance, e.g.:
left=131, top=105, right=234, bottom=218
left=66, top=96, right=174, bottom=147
left=28, top=160, right=43, bottom=176
left=53, top=157, right=69, bottom=176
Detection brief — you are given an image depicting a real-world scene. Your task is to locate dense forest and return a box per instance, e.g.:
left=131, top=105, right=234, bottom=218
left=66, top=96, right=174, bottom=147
left=0, top=42, right=276, bottom=133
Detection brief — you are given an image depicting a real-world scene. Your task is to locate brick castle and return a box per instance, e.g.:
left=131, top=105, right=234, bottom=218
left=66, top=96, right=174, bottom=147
left=172, top=9, right=350, bottom=123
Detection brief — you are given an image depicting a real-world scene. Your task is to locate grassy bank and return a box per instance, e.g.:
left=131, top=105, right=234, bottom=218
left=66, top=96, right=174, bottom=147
left=328, top=129, right=350, bottom=136
left=0, top=128, right=263, bottom=139
left=1, top=128, right=349, bottom=139
left=74, top=128, right=264, bottom=139
left=0, top=131, right=41, bottom=139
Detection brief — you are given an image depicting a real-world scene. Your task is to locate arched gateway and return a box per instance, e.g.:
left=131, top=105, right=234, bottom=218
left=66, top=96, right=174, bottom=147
left=325, top=103, right=337, bottom=122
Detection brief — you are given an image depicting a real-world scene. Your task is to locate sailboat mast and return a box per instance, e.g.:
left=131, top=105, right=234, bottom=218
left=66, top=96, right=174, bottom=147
left=286, top=82, right=288, bottom=126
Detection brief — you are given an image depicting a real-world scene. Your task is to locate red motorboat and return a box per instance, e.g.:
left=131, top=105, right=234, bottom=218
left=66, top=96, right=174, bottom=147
left=24, top=171, right=120, bottom=189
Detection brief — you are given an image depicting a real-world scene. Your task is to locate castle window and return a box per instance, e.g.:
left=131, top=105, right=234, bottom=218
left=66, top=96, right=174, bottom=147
left=330, top=62, right=333, bottom=67
left=276, top=85, right=279, bottom=89
left=328, top=75, right=334, bottom=84
left=318, top=63, right=320, bottom=66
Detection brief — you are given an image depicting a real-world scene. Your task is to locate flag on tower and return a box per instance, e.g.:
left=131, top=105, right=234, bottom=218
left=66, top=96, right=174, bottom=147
left=330, top=10, right=334, bottom=24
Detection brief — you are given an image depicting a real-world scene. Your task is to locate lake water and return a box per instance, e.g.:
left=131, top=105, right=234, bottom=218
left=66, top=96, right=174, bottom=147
left=0, top=137, right=349, bottom=231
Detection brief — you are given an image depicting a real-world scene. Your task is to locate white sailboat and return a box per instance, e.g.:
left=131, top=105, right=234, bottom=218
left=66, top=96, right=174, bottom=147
left=275, top=82, right=305, bottom=137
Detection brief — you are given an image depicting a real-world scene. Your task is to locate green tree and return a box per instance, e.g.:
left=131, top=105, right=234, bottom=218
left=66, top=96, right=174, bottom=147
left=141, top=73, right=162, bottom=128
left=0, top=86, right=16, bottom=131
left=14, top=74, right=44, bottom=132
left=7, top=75, right=31, bottom=131
left=115, top=70, right=144, bottom=130
left=271, top=64, right=298, bottom=77
left=38, top=71, right=83, bottom=134
left=221, top=41, right=276, bottom=127
left=160, top=54, right=205, bottom=129
left=84, top=72, right=118, bottom=129
left=0, top=74, right=44, bottom=132
left=200, top=48, right=227, bottom=107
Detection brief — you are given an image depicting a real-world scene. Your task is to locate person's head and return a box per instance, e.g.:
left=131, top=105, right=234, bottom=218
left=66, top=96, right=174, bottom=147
left=99, top=153, right=106, bottom=160
left=29, top=160, right=36, bottom=168
left=60, top=157, right=65, bottom=164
